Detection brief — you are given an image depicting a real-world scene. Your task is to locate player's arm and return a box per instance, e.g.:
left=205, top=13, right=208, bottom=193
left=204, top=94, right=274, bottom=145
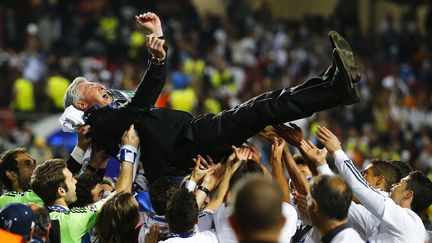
left=314, top=126, right=387, bottom=217
left=130, top=12, right=167, bottom=107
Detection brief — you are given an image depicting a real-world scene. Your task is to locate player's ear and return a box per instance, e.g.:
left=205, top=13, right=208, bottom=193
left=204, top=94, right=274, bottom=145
left=76, top=100, right=88, bottom=110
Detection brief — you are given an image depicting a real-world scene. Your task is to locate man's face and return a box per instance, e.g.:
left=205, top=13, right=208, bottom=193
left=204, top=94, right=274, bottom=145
left=390, top=176, right=410, bottom=205
left=62, top=168, right=77, bottom=204
left=362, top=164, right=378, bottom=187
left=76, top=81, right=112, bottom=108
left=90, top=183, right=104, bottom=203
left=15, top=153, right=37, bottom=191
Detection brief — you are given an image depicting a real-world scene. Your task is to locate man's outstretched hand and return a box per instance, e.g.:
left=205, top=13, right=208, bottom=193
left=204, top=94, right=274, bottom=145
left=273, top=123, right=304, bottom=148
left=316, top=126, right=342, bottom=154
left=135, top=12, right=163, bottom=37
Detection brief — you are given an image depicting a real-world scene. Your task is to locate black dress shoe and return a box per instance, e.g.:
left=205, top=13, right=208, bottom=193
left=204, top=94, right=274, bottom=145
left=329, top=31, right=361, bottom=82
left=332, top=49, right=360, bottom=105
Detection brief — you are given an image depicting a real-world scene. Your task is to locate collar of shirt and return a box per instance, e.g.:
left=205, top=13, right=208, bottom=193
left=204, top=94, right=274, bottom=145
left=46, top=205, right=69, bottom=212
left=83, top=101, right=126, bottom=121
left=321, top=223, right=350, bottom=243
left=167, top=231, right=195, bottom=239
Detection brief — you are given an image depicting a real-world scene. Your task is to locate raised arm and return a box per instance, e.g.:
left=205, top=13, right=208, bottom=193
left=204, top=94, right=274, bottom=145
left=67, top=125, right=92, bottom=174
left=270, top=137, right=291, bottom=203
left=115, top=125, right=140, bottom=193
left=316, top=126, right=387, bottom=219
left=282, top=145, right=309, bottom=195
left=274, top=123, right=319, bottom=176
left=130, top=12, right=167, bottom=107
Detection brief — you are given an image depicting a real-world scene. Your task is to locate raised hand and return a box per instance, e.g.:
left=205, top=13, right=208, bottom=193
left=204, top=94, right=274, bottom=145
left=274, top=123, right=304, bottom=147
left=89, top=146, right=109, bottom=169
left=191, top=155, right=214, bottom=184
left=121, top=124, right=140, bottom=148
left=316, top=126, right=342, bottom=154
left=271, top=137, right=286, bottom=168
left=226, top=146, right=252, bottom=173
left=77, top=125, right=91, bottom=150
left=294, top=193, right=309, bottom=216
left=245, top=141, right=262, bottom=163
left=146, top=33, right=166, bottom=59
left=299, top=139, right=327, bottom=167
left=135, top=12, right=163, bottom=37
left=201, top=166, right=220, bottom=191
left=259, top=126, right=278, bottom=141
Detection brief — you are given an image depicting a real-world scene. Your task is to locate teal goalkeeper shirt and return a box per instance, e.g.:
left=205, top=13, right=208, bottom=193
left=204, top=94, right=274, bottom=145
left=0, top=190, right=44, bottom=208
left=47, top=201, right=105, bottom=243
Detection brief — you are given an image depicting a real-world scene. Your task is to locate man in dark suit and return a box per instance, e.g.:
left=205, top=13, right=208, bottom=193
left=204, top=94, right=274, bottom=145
left=63, top=12, right=360, bottom=183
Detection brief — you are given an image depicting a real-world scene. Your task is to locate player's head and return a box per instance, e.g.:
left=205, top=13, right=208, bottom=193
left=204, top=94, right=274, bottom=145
left=31, top=159, right=77, bottom=205
left=0, top=148, right=37, bottom=191
left=307, top=175, right=352, bottom=225
left=389, top=171, right=432, bottom=214
left=362, top=159, right=399, bottom=192
left=64, top=77, right=112, bottom=111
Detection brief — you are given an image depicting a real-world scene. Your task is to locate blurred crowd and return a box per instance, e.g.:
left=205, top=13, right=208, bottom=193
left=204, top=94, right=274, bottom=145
left=0, top=0, right=432, bottom=176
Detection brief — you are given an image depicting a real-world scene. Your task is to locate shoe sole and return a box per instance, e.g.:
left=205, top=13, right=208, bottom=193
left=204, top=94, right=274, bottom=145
left=329, top=31, right=360, bottom=82
left=333, top=49, right=359, bottom=105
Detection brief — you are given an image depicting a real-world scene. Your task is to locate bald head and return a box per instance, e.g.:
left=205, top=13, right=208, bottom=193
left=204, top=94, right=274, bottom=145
left=230, top=175, right=284, bottom=235
left=310, top=175, right=352, bottom=220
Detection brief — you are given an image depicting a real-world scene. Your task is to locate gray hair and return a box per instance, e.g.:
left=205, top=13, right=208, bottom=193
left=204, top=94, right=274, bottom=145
left=64, top=77, right=87, bottom=108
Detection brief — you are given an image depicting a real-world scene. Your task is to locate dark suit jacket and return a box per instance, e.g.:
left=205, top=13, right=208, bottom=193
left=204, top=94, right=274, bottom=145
left=85, top=58, right=195, bottom=183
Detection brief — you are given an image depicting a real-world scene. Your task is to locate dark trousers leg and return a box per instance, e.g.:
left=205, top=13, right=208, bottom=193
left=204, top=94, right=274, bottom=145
left=191, top=72, right=344, bottom=162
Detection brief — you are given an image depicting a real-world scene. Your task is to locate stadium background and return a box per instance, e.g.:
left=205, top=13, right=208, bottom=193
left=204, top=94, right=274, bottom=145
left=0, top=0, right=432, bottom=223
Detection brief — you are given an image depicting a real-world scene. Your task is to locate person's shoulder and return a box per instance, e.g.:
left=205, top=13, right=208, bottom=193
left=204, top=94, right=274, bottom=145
left=282, top=201, right=298, bottom=217
left=333, top=228, right=363, bottom=242
left=196, top=230, right=218, bottom=241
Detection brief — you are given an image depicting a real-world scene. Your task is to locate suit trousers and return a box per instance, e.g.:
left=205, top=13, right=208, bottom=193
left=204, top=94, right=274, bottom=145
left=187, top=71, right=345, bottom=164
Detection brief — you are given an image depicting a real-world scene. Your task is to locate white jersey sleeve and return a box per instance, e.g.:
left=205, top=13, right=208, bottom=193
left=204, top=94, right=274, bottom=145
left=333, top=150, right=426, bottom=240
left=333, top=150, right=387, bottom=218
left=316, top=164, right=334, bottom=175
left=348, top=202, right=380, bottom=240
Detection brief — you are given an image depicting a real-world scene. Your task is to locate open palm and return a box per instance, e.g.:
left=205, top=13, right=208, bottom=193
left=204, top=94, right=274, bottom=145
left=299, top=139, right=328, bottom=166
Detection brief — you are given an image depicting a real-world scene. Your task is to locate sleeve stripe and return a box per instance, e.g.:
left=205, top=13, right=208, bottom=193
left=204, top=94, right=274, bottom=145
left=343, top=159, right=370, bottom=188
left=344, top=159, right=386, bottom=198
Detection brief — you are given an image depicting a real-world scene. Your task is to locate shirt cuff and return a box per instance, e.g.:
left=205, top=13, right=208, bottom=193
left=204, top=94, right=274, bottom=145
left=185, top=180, right=197, bottom=192
left=316, top=164, right=334, bottom=175
left=333, top=149, right=347, bottom=160
left=71, top=146, right=85, bottom=164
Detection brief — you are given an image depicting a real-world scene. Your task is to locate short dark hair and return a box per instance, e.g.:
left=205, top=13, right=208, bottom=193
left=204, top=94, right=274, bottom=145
left=370, top=159, right=399, bottom=191
left=150, top=176, right=179, bottom=215
left=231, top=175, right=283, bottom=235
left=389, top=160, right=412, bottom=182
left=31, top=159, right=68, bottom=205
left=70, top=172, right=102, bottom=208
left=0, top=148, right=27, bottom=191
left=166, top=188, right=197, bottom=234
left=229, top=159, right=263, bottom=191
left=310, top=175, right=352, bottom=220
left=406, top=171, right=432, bottom=214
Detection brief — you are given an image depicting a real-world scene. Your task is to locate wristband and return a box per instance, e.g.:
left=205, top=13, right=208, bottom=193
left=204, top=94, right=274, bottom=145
left=118, top=145, right=138, bottom=164
left=197, top=185, right=210, bottom=195
left=185, top=180, right=197, bottom=192
left=71, top=146, right=85, bottom=164
left=152, top=56, right=165, bottom=65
